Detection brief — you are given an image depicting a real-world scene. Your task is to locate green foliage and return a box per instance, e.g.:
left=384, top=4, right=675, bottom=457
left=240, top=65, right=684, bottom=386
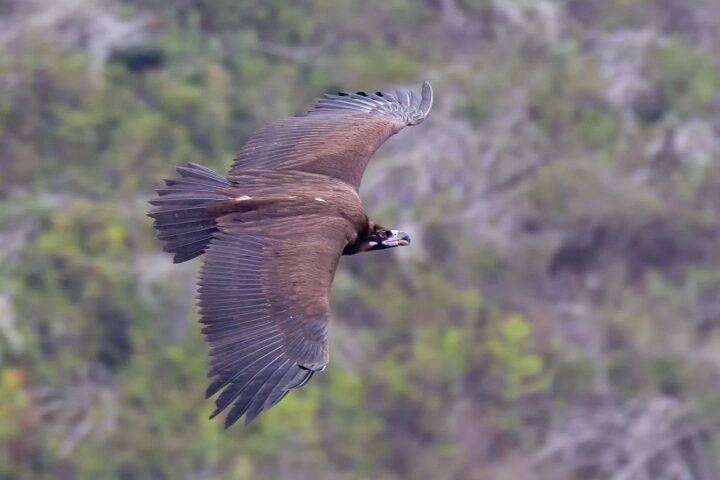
left=487, top=314, right=550, bottom=402
left=13, top=201, right=140, bottom=378
left=526, top=46, right=621, bottom=150
left=339, top=38, right=423, bottom=85
left=0, top=368, right=33, bottom=479
left=652, top=39, right=720, bottom=115
left=0, top=368, right=28, bottom=440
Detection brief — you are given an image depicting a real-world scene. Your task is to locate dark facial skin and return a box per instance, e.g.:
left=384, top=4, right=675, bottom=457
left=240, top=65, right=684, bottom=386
left=343, top=224, right=411, bottom=255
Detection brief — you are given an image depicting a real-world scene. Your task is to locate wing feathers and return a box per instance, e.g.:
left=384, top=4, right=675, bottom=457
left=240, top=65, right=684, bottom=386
left=198, top=224, right=348, bottom=426
left=308, top=83, right=431, bottom=125
left=209, top=348, right=285, bottom=416
left=243, top=359, right=293, bottom=423
left=228, top=82, right=433, bottom=190
left=396, top=89, right=410, bottom=107
left=222, top=355, right=288, bottom=427
left=419, top=80, right=434, bottom=117
left=206, top=345, right=284, bottom=401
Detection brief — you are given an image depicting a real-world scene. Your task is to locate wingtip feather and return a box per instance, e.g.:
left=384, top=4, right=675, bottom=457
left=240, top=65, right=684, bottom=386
left=420, top=80, right=433, bottom=117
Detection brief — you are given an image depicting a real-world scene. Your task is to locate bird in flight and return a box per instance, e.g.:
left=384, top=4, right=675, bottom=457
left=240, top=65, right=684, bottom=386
left=148, top=82, right=433, bottom=428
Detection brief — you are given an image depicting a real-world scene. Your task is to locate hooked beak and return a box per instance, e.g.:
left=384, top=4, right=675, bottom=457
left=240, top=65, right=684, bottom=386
left=381, top=230, right=411, bottom=247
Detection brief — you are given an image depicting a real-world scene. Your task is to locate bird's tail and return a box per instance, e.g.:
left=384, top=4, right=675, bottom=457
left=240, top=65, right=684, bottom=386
left=148, top=163, right=231, bottom=263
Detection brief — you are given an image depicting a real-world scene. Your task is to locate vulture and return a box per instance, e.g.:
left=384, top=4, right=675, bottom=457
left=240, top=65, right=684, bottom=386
left=148, top=81, right=433, bottom=427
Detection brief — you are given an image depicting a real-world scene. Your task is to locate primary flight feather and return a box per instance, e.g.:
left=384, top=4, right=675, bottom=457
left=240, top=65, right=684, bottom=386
left=148, top=81, right=433, bottom=428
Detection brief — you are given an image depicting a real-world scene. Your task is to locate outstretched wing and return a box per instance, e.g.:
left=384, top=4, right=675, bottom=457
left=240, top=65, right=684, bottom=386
left=200, top=214, right=350, bottom=427
left=228, top=81, right=433, bottom=190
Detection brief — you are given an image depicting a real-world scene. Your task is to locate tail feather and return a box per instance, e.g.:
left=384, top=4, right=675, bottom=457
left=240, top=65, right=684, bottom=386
left=148, top=163, right=231, bottom=263
left=153, top=218, right=220, bottom=235
left=157, top=225, right=217, bottom=241
left=149, top=195, right=229, bottom=207
left=175, top=165, right=227, bottom=183
left=162, top=178, right=226, bottom=190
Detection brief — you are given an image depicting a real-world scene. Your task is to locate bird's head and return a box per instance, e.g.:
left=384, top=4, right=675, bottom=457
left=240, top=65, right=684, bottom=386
left=343, top=224, right=411, bottom=255
left=366, top=225, right=411, bottom=251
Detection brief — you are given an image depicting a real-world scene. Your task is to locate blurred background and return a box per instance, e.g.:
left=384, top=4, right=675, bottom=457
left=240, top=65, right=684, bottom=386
left=1, top=0, right=720, bottom=479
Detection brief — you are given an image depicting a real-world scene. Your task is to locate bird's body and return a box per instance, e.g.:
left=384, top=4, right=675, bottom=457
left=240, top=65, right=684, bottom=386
left=212, top=170, right=368, bottom=240
left=149, top=82, right=432, bottom=427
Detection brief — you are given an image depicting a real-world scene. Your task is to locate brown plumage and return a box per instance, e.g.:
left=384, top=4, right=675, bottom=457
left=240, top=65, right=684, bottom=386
left=148, top=82, right=433, bottom=427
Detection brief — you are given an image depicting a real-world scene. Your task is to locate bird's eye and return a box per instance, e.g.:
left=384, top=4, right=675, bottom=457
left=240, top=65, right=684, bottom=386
left=377, top=230, right=388, bottom=240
